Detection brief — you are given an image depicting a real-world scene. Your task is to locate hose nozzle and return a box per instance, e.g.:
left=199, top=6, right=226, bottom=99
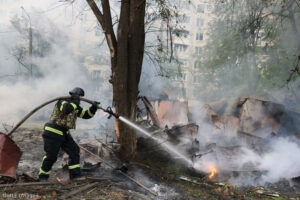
left=103, top=106, right=119, bottom=119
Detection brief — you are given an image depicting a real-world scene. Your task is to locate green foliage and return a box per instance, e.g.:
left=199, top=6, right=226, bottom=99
left=273, top=197, right=286, bottom=200
left=201, top=0, right=300, bottom=98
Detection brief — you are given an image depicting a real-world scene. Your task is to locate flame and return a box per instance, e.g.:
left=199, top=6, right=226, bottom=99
left=208, top=165, right=218, bottom=179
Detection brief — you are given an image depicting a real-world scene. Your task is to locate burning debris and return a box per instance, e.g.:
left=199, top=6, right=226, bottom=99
left=138, top=96, right=300, bottom=186
left=0, top=95, right=298, bottom=199
left=0, top=93, right=298, bottom=200
left=165, top=123, right=198, bottom=143
left=208, top=165, right=218, bottom=180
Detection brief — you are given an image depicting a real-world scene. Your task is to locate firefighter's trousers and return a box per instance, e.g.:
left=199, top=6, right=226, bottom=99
left=39, top=125, right=80, bottom=179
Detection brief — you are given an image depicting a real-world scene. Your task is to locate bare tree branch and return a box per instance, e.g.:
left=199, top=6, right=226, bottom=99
left=0, top=74, right=17, bottom=79
left=101, top=0, right=117, bottom=51
left=287, top=54, right=300, bottom=82
left=86, top=0, right=117, bottom=59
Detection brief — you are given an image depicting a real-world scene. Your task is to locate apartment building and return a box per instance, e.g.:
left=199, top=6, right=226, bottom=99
left=171, top=0, right=214, bottom=100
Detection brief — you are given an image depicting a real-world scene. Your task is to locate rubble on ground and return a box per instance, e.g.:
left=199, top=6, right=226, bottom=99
left=0, top=128, right=187, bottom=199
left=0, top=96, right=299, bottom=199
left=138, top=96, right=300, bottom=182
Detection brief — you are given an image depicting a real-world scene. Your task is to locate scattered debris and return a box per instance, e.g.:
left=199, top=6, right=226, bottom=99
left=214, top=183, right=235, bottom=196
left=0, top=95, right=299, bottom=199
left=156, top=100, right=189, bottom=127
left=211, top=114, right=240, bottom=138
left=253, top=186, right=280, bottom=197
left=239, top=98, right=284, bottom=138
left=177, top=175, right=214, bottom=189
left=0, top=132, right=22, bottom=179
left=206, top=98, right=228, bottom=115
left=82, top=159, right=101, bottom=172
left=22, top=172, right=38, bottom=181
left=79, top=144, right=158, bottom=196
left=0, top=180, right=61, bottom=188
left=140, top=96, right=161, bottom=127
left=138, top=95, right=300, bottom=183
left=165, top=123, right=198, bottom=143
left=59, top=182, right=99, bottom=200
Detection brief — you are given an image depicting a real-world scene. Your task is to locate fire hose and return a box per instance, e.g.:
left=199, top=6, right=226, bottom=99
left=4, top=96, right=157, bottom=196
left=7, top=96, right=118, bottom=137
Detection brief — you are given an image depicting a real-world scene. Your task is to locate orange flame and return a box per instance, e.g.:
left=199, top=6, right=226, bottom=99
left=208, top=166, right=217, bottom=179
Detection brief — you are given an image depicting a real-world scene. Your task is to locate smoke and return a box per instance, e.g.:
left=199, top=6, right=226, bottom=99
left=187, top=95, right=300, bottom=186
left=138, top=0, right=300, bottom=187
left=181, top=0, right=300, bottom=186
left=139, top=61, right=170, bottom=99
left=1, top=0, right=299, bottom=188
left=259, top=138, right=300, bottom=183
left=0, top=1, right=112, bottom=131
left=0, top=43, right=89, bottom=122
left=189, top=115, right=300, bottom=186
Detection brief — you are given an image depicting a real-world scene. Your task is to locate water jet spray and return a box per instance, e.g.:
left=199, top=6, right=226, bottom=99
left=98, top=105, right=194, bottom=167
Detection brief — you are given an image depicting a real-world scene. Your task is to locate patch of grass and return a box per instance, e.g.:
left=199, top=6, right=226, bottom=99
left=273, top=197, right=286, bottom=200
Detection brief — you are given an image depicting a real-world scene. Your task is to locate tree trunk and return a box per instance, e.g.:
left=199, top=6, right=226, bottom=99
left=86, top=0, right=146, bottom=160
left=112, top=0, right=146, bottom=160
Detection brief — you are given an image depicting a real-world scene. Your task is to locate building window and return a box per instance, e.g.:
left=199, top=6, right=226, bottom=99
left=92, top=70, right=101, bottom=80
left=194, top=61, right=201, bottom=69
left=193, top=87, right=200, bottom=98
left=206, top=4, right=213, bottom=11
left=196, top=18, right=204, bottom=27
left=194, top=75, right=201, bottom=83
left=196, top=33, right=203, bottom=41
left=179, top=1, right=190, bottom=9
left=94, top=56, right=101, bottom=64
left=175, top=29, right=189, bottom=38
left=197, top=4, right=205, bottom=13
left=180, top=73, right=187, bottom=81
left=195, top=47, right=202, bottom=55
left=179, top=59, right=188, bottom=67
left=94, top=56, right=109, bottom=65
left=95, top=29, right=102, bottom=36
left=175, top=44, right=188, bottom=52
left=173, top=73, right=186, bottom=81
left=178, top=15, right=190, bottom=23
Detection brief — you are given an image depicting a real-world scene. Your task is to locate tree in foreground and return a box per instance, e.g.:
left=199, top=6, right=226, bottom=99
left=85, top=0, right=178, bottom=160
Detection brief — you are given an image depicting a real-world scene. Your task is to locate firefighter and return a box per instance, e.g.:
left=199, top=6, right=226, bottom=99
left=38, top=87, right=99, bottom=181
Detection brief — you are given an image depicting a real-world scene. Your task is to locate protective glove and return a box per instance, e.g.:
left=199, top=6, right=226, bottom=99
left=71, top=94, right=80, bottom=106
left=93, top=101, right=100, bottom=108
left=92, top=101, right=100, bottom=109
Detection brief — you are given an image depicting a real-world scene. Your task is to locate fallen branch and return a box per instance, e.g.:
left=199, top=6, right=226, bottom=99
left=59, top=182, right=99, bottom=200
left=178, top=176, right=215, bottom=189
left=74, top=177, right=110, bottom=182
left=0, top=181, right=60, bottom=188
left=79, top=144, right=157, bottom=196
left=140, top=96, right=161, bottom=127
left=0, top=177, right=109, bottom=188
left=237, top=131, right=265, bottom=140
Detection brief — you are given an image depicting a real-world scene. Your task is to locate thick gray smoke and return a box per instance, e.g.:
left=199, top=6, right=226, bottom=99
left=0, top=1, right=112, bottom=131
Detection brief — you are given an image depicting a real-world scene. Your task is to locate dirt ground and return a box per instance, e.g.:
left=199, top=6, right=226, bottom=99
left=0, top=128, right=299, bottom=200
